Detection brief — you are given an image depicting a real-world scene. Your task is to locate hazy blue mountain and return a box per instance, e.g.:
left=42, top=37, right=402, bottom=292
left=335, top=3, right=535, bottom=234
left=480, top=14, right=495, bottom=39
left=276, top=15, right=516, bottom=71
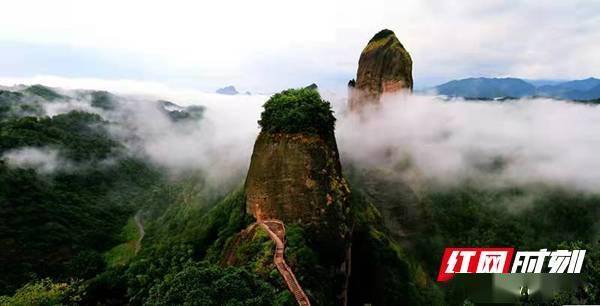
left=434, top=77, right=536, bottom=98
left=542, top=77, right=600, bottom=91
left=216, top=85, right=239, bottom=95
left=564, top=84, right=600, bottom=101
left=432, top=77, right=600, bottom=100
left=523, top=79, right=567, bottom=87
left=537, top=77, right=600, bottom=100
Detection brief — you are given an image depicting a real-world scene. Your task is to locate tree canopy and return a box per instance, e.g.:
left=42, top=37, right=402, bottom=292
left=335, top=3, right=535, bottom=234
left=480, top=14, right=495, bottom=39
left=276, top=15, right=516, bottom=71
left=258, top=88, right=335, bottom=136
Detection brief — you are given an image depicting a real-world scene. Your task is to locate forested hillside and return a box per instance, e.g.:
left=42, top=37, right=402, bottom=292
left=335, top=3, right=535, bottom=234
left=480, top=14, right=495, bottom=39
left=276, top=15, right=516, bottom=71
left=1, top=84, right=600, bottom=305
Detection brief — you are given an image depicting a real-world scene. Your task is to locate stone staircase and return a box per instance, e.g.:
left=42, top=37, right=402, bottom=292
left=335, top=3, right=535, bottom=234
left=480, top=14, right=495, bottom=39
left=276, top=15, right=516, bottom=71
left=259, top=219, right=311, bottom=306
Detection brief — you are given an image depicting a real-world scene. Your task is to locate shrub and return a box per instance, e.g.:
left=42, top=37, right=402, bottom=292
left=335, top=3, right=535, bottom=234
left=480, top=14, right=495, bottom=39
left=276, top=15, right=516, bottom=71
left=0, top=279, right=72, bottom=306
left=68, top=250, right=106, bottom=279
left=258, top=88, right=335, bottom=136
left=369, top=29, right=395, bottom=43
left=146, top=262, right=276, bottom=306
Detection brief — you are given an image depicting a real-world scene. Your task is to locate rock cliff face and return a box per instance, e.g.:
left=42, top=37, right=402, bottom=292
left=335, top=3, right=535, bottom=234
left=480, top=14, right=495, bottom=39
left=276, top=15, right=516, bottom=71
left=245, top=88, right=351, bottom=240
left=229, top=88, right=440, bottom=305
left=243, top=88, right=352, bottom=305
left=245, top=132, right=350, bottom=233
left=349, top=29, right=413, bottom=110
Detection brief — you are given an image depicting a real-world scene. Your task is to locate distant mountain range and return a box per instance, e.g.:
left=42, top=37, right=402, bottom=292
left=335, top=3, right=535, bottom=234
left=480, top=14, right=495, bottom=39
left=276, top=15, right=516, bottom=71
left=431, top=77, right=600, bottom=100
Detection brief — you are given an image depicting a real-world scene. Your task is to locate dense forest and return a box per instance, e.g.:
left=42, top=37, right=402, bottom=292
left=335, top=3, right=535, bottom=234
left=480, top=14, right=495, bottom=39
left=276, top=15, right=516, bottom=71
left=0, top=85, right=599, bottom=305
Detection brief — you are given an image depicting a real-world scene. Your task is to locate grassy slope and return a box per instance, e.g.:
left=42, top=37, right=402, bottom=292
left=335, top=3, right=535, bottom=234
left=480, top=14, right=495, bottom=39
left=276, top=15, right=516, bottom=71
left=104, top=217, right=141, bottom=268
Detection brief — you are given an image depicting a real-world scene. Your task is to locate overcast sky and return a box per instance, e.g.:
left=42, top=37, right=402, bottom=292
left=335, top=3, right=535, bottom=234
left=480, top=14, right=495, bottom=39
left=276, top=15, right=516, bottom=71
left=0, top=0, right=598, bottom=93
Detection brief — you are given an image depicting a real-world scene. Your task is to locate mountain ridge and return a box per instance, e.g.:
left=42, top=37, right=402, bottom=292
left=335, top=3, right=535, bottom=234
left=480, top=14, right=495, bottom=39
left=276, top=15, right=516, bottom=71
left=431, top=77, right=600, bottom=100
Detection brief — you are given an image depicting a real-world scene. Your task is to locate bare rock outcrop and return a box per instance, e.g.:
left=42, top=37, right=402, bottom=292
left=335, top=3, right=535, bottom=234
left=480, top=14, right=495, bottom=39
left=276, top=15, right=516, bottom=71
left=243, top=88, right=352, bottom=305
left=245, top=88, right=351, bottom=240
left=349, top=29, right=413, bottom=110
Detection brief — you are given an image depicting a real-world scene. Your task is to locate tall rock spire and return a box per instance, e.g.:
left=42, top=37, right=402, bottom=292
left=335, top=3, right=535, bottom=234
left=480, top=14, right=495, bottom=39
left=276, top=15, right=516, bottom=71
left=349, top=29, right=413, bottom=110
left=245, top=88, right=351, bottom=238
left=241, top=88, right=353, bottom=305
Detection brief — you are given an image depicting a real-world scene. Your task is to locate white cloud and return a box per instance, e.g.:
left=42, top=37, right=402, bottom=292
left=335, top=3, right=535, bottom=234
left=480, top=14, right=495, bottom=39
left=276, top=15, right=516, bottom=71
left=0, top=75, right=267, bottom=105
left=337, top=93, right=600, bottom=192
left=5, top=79, right=600, bottom=193
left=0, top=80, right=268, bottom=189
left=2, top=147, right=72, bottom=174
left=106, top=92, right=265, bottom=189
left=0, top=1, right=597, bottom=90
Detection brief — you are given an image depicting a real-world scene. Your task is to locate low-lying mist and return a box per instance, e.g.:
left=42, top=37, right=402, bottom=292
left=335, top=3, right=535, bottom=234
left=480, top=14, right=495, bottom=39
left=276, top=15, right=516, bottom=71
left=1, top=84, right=266, bottom=190
left=337, top=93, right=600, bottom=192
left=4, top=82, right=600, bottom=194
left=3, top=147, right=71, bottom=174
left=107, top=94, right=265, bottom=188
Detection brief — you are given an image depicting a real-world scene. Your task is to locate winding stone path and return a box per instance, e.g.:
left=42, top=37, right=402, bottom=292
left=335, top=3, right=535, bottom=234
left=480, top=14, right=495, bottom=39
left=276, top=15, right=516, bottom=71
left=134, top=212, right=145, bottom=254
left=259, top=219, right=311, bottom=306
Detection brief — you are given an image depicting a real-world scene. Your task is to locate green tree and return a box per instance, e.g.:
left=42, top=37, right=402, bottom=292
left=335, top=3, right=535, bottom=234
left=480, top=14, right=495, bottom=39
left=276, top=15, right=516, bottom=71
left=146, top=262, right=276, bottom=306
left=0, top=278, right=77, bottom=306
left=258, top=88, right=335, bottom=136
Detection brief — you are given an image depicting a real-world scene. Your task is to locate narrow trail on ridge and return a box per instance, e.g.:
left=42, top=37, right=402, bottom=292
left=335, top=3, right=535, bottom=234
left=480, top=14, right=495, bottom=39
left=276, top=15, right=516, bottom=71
left=258, top=219, right=311, bottom=306
left=134, top=212, right=145, bottom=254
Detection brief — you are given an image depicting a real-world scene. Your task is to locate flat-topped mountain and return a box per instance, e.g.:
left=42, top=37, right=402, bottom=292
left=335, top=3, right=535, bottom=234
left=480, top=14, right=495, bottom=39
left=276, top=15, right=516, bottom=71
left=245, top=88, right=351, bottom=238
left=434, top=77, right=536, bottom=98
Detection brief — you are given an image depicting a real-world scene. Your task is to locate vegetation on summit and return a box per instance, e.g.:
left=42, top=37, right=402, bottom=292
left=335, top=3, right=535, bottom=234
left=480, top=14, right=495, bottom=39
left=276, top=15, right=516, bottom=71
left=258, top=88, right=335, bottom=136
left=368, top=29, right=395, bottom=43
left=1, top=73, right=600, bottom=305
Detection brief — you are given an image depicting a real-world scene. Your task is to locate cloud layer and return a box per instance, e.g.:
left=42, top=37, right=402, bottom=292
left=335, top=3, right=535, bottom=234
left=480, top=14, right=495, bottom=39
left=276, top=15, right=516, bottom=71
left=5, top=81, right=600, bottom=193
left=107, top=94, right=264, bottom=188
left=0, top=1, right=598, bottom=90
left=337, top=94, right=600, bottom=191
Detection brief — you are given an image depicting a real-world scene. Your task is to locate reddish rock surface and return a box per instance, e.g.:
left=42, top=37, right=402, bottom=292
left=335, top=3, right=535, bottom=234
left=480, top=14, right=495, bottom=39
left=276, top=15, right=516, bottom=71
left=349, top=29, right=413, bottom=110
left=245, top=132, right=350, bottom=237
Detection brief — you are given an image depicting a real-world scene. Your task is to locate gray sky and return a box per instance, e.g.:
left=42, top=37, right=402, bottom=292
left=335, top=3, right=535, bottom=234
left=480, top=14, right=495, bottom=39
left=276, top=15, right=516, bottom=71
left=0, top=0, right=598, bottom=93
